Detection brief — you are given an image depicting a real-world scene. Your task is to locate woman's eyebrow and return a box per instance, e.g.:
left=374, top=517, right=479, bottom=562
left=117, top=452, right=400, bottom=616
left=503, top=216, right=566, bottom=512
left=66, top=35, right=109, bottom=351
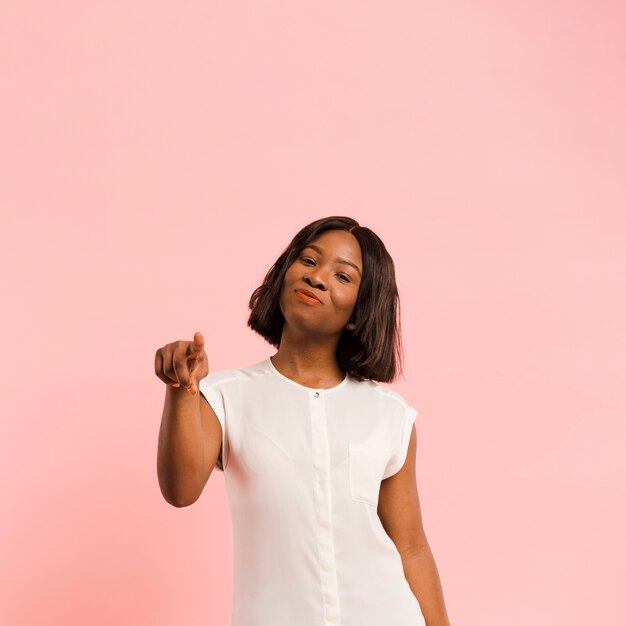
left=302, top=244, right=362, bottom=276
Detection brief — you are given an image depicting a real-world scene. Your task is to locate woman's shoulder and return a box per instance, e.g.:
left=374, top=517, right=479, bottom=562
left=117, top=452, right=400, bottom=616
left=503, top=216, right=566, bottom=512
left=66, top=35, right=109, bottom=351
left=351, top=377, right=414, bottom=412
left=199, top=357, right=271, bottom=390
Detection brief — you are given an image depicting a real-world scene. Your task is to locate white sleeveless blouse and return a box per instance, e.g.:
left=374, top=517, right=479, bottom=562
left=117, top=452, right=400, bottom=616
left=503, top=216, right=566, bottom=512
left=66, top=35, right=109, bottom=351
left=198, top=356, right=425, bottom=626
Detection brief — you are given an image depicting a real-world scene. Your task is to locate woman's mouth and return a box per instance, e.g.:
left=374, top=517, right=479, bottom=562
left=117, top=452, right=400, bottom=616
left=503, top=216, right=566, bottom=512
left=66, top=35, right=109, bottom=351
left=294, top=289, right=322, bottom=304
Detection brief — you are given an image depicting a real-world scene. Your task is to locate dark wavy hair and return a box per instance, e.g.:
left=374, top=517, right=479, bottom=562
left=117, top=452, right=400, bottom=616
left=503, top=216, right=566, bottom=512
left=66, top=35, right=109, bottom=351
left=247, top=216, right=406, bottom=383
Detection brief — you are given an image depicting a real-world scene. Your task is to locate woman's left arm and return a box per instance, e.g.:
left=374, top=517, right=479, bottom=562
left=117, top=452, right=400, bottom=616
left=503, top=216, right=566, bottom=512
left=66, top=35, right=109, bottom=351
left=378, top=425, right=452, bottom=626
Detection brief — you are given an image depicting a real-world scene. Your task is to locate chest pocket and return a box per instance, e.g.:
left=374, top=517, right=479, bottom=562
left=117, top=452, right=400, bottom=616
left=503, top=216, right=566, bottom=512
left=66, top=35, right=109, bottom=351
left=348, top=441, right=388, bottom=507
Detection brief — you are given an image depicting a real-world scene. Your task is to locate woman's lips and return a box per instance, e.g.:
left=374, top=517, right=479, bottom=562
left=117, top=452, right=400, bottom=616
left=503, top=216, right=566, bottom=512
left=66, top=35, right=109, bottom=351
left=294, top=289, right=322, bottom=304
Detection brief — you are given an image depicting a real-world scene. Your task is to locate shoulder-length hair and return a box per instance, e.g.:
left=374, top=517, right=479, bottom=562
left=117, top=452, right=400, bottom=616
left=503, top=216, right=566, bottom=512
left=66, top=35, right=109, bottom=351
left=247, top=216, right=406, bottom=383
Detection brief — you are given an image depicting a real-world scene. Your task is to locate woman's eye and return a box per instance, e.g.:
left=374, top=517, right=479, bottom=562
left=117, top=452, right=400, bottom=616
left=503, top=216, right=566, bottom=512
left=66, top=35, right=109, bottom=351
left=301, top=258, right=350, bottom=283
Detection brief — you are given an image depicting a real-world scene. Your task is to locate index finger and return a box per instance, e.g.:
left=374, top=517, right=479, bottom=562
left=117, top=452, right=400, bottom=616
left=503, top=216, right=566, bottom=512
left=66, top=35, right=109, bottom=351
left=188, top=331, right=204, bottom=356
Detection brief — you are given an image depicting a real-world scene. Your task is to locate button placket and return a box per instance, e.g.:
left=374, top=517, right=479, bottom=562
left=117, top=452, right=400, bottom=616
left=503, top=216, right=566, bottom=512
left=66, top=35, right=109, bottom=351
left=309, top=389, right=341, bottom=625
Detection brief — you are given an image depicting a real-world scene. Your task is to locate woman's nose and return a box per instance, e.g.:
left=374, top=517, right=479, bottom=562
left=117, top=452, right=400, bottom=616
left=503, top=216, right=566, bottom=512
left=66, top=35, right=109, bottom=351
left=304, top=273, right=326, bottom=289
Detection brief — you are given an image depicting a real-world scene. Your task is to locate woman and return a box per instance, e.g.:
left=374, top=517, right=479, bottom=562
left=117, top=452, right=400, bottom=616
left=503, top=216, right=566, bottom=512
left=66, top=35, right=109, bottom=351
left=155, top=216, right=451, bottom=626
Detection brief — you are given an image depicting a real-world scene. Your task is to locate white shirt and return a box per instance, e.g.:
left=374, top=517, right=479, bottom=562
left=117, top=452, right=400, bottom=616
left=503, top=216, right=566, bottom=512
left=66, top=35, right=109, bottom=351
left=198, top=356, right=425, bottom=626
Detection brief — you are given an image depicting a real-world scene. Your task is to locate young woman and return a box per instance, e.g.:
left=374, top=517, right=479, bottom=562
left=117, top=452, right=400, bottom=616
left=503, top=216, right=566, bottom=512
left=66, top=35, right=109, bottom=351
left=156, top=216, right=451, bottom=626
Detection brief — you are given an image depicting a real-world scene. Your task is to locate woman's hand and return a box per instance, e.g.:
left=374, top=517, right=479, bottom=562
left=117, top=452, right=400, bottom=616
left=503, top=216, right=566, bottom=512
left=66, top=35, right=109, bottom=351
left=154, top=331, right=208, bottom=395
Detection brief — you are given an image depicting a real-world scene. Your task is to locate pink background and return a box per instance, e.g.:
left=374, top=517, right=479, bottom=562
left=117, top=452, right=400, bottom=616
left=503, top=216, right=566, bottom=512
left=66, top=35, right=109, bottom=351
left=2, top=1, right=625, bottom=625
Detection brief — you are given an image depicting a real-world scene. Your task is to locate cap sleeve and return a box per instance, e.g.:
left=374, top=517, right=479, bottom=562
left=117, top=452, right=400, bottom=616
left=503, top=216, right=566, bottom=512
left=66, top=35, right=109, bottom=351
left=198, top=376, right=227, bottom=472
left=382, top=404, right=419, bottom=479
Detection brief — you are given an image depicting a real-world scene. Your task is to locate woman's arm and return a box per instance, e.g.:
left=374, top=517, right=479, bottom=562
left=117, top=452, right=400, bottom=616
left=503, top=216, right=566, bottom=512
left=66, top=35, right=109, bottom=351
left=400, top=542, right=451, bottom=626
left=378, top=425, right=452, bottom=626
left=157, top=384, right=217, bottom=507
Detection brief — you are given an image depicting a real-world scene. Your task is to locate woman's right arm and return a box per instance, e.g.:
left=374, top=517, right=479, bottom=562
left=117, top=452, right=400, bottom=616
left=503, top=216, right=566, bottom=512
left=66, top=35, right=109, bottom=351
left=155, top=331, right=222, bottom=507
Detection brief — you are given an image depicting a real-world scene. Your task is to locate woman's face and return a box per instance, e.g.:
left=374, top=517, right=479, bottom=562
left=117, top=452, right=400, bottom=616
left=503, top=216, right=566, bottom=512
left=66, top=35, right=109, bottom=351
left=279, top=229, right=363, bottom=337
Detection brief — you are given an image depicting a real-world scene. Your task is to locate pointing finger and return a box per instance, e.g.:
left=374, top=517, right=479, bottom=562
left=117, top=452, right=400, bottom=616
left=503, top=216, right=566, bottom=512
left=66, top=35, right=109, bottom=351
left=188, top=331, right=204, bottom=356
